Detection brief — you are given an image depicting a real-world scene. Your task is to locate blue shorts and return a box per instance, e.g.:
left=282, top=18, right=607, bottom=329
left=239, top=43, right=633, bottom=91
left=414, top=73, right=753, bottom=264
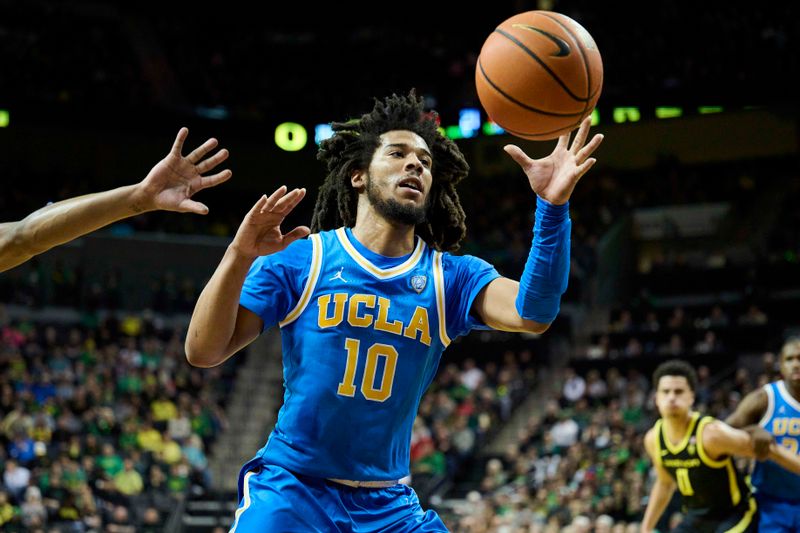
left=229, top=460, right=448, bottom=532
left=756, top=494, right=800, bottom=533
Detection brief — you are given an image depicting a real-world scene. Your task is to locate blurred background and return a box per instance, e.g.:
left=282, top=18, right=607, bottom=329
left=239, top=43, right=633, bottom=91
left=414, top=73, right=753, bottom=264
left=0, top=1, right=798, bottom=531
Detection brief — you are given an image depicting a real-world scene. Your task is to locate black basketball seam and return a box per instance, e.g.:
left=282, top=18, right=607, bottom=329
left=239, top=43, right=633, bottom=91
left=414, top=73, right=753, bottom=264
left=478, top=58, right=586, bottom=118
left=502, top=122, right=580, bottom=139
left=540, top=12, right=597, bottom=119
left=493, top=28, right=589, bottom=103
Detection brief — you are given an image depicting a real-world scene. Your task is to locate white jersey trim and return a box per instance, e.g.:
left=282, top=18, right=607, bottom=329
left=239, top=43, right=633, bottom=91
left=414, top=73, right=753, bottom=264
left=759, top=382, right=775, bottom=428
left=229, top=469, right=255, bottom=533
left=279, top=234, right=323, bottom=327
left=433, top=252, right=451, bottom=347
left=777, top=380, right=800, bottom=413
left=334, top=227, right=425, bottom=280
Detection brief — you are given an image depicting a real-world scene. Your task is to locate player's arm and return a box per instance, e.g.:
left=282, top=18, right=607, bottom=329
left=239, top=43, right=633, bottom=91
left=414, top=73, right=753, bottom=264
left=702, top=419, right=800, bottom=473
left=475, top=117, right=602, bottom=334
left=724, top=388, right=773, bottom=460
left=186, top=187, right=309, bottom=368
left=0, top=128, right=231, bottom=273
left=640, top=428, right=677, bottom=533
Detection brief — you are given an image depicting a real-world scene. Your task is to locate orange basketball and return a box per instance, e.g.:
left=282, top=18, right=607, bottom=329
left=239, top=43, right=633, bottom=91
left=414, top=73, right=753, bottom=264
left=475, top=11, right=603, bottom=141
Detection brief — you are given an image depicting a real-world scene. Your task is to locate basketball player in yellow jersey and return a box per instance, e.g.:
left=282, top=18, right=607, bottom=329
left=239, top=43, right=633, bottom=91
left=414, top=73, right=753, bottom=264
left=641, top=360, right=800, bottom=533
left=0, top=128, right=231, bottom=273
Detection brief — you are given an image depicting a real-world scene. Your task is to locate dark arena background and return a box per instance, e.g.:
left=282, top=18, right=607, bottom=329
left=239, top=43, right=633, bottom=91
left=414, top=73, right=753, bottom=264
left=1, top=1, right=798, bottom=531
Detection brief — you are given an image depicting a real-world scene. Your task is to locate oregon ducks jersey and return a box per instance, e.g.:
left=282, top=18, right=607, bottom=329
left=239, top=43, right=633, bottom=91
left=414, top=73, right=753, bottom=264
left=655, top=412, right=752, bottom=519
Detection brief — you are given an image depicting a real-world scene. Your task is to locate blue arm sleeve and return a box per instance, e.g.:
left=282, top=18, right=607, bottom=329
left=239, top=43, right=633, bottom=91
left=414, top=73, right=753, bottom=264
left=515, top=197, right=571, bottom=323
left=239, top=239, right=313, bottom=330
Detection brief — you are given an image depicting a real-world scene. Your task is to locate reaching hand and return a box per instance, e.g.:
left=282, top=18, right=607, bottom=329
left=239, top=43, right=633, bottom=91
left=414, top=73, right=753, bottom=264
left=749, top=426, right=774, bottom=461
left=230, top=186, right=311, bottom=260
left=134, top=128, right=233, bottom=214
left=503, top=117, right=604, bottom=205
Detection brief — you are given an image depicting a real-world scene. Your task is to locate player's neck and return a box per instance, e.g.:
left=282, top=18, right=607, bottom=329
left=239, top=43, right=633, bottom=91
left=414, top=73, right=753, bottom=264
left=785, top=380, right=800, bottom=401
left=351, top=211, right=415, bottom=257
left=662, top=411, right=694, bottom=444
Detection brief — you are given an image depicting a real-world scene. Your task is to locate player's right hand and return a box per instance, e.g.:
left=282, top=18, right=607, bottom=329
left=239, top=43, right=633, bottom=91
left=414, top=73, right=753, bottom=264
left=749, top=426, right=774, bottom=461
left=230, top=186, right=310, bottom=260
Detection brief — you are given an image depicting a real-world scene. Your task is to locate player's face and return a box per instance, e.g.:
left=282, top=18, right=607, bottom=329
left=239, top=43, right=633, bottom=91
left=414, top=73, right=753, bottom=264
left=361, top=130, right=433, bottom=226
left=655, top=375, right=695, bottom=418
left=780, top=343, right=800, bottom=387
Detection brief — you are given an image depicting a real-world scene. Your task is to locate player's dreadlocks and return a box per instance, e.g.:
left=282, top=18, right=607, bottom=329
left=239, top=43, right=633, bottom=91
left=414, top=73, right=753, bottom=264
left=311, top=91, right=469, bottom=252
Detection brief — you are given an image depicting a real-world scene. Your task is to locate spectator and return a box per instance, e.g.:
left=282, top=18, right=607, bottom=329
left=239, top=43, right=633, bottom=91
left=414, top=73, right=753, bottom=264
left=20, top=486, right=47, bottom=529
left=2, top=459, right=30, bottom=501
left=113, top=459, right=143, bottom=497
left=562, top=368, right=586, bottom=404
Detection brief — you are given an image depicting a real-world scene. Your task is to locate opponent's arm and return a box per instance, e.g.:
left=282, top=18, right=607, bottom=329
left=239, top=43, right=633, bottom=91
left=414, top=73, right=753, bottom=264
left=725, top=388, right=772, bottom=460
left=185, top=187, right=309, bottom=368
left=473, top=117, right=603, bottom=334
left=0, top=128, right=231, bottom=273
left=640, top=428, right=677, bottom=533
left=702, top=419, right=800, bottom=473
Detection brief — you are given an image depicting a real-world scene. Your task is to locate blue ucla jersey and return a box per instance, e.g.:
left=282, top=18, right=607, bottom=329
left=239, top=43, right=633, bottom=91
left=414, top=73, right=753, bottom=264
left=752, top=380, right=800, bottom=501
left=239, top=227, right=500, bottom=481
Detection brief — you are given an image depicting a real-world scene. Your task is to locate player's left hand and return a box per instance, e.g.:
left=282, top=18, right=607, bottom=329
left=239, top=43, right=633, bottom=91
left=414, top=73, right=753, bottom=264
left=503, top=116, right=603, bottom=205
left=134, top=128, right=233, bottom=214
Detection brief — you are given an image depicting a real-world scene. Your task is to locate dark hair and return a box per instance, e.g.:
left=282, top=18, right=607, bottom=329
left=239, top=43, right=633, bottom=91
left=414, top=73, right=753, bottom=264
left=652, top=359, right=698, bottom=392
left=311, top=91, right=469, bottom=252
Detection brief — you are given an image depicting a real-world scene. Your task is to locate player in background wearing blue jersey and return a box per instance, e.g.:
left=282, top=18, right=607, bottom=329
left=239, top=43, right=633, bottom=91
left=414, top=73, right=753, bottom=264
left=726, top=339, right=800, bottom=532
left=185, top=92, right=603, bottom=532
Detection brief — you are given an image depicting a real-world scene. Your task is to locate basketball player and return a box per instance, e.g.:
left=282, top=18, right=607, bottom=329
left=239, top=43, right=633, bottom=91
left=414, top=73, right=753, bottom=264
left=725, top=338, right=800, bottom=532
left=0, top=128, right=231, bottom=273
left=186, top=92, right=603, bottom=531
left=641, top=360, right=800, bottom=533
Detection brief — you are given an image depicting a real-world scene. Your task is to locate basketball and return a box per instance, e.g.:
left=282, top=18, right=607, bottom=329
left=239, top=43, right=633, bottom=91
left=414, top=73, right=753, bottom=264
left=475, top=10, right=603, bottom=140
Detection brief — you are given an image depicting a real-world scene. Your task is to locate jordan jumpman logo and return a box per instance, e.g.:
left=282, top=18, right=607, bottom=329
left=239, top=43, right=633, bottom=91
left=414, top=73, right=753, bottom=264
left=329, top=267, right=348, bottom=283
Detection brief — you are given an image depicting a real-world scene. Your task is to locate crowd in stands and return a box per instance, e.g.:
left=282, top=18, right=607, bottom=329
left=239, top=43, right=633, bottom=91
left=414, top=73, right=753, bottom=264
left=410, top=350, right=538, bottom=492
left=440, top=351, right=782, bottom=532
left=0, top=311, right=232, bottom=531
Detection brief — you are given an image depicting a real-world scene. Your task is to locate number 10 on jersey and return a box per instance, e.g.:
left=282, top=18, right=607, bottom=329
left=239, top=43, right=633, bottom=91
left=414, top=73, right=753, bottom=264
left=337, top=338, right=399, bottom=402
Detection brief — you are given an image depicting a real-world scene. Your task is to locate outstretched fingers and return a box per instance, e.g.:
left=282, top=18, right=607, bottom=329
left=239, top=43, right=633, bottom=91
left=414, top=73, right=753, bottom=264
left=170, top=128, right=190, bottom=156
left=503, top=145, right=532, bottom=170
left=178, top=198, right=209, bottom=215
left=569, top=117, right=593, bottom=154
left=575, top=133, right=604, bottom=164
left=186, top=137, right=219, bottom=164
left=268, top=187, right=307, bottom=216
left=282, top=226, right=311, bottom=246
left=262, top=186, right=289, bottom=213
left=574, top=157, right=597, bottom=180
left=199, top=169, right=233, bottom=191
left=195, top=148, right=229, bottom=174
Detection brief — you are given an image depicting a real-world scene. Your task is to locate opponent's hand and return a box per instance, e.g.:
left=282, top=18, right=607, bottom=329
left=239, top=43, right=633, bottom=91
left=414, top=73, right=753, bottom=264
left=230, top=186, right=311, bottom=260
left=748, top=426, right=774, bottom=461
left=134, top=128, right=233, bottom=214
left=504, top=116, right=603, bottom=205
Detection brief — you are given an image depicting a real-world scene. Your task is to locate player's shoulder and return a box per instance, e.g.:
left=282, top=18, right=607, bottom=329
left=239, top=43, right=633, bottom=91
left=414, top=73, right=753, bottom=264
left=440, top=251, right=493, bottom=271
left=697, top=417, right=732, bottom=446
left=741, top=385, right=770, bottom=410
left=643, top=425, right=658, bottom=451
left=252, top=236, right=314, bottom=271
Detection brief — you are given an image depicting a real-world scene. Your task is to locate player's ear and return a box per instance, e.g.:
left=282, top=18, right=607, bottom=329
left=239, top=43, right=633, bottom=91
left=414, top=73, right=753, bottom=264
left=351, top=170, right=366, bottom=191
